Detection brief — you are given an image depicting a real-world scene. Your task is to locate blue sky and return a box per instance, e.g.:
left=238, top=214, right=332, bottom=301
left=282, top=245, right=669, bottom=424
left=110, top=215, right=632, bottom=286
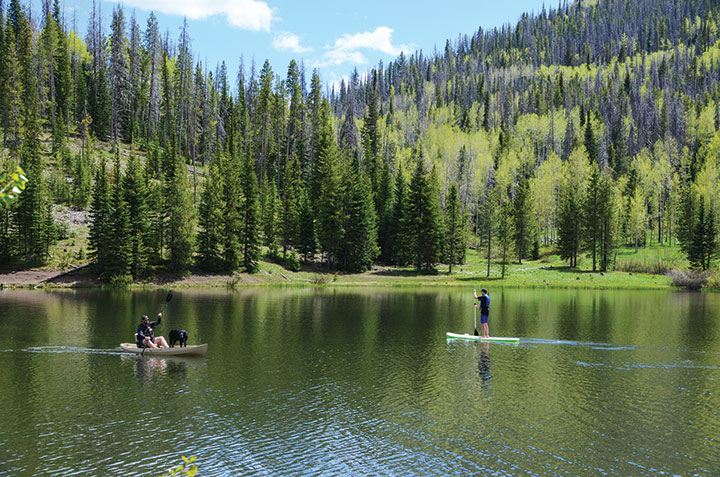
left=57, top=0, right=550, bottom=90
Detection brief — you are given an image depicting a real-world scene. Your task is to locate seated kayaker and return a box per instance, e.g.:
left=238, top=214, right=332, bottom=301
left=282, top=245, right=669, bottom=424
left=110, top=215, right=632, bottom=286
left=136, top=313, right=169, bottom=349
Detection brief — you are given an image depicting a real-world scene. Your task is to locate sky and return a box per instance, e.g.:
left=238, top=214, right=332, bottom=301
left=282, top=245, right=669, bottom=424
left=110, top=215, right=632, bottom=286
left=54, top=0, right=551, bottom=91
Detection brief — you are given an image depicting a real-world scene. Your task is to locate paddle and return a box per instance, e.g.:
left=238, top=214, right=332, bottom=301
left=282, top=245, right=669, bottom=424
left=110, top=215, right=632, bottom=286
left=473, top=304, right=479, bottom=336
left=141, top=291, right=174, bottom=357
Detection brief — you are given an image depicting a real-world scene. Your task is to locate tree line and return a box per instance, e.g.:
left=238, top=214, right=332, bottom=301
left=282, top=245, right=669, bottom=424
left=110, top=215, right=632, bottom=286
left=0, top=0, right=719, bottom=279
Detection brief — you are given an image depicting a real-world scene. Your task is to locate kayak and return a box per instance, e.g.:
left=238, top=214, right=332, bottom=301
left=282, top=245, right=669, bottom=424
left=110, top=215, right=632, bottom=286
left=119, top=343, right=208, bottom=356
left=446, top=332, right=519, bottom=343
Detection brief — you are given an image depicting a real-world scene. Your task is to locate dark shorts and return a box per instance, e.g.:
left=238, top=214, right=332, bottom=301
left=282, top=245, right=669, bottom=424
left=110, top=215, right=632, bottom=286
left=480, top=314, right=489, bottom=324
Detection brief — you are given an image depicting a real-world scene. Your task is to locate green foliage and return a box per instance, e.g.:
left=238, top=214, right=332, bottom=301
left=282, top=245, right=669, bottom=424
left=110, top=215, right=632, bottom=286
left=161, top=455, right=198, bottom=477
left=0, top=166, right=27, bottom=209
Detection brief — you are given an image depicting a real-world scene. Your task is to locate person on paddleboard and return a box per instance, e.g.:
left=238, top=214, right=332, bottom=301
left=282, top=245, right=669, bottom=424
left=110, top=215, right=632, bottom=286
left=474, top=288, right=490, bottom=338
left=137, top=313, right=169, bottom=349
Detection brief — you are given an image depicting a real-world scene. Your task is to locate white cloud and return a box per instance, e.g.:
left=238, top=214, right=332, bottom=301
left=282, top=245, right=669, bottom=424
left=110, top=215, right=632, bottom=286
left=315, top=26, right=413, bottom=67
left=116, top=0, right=275, bottom=32
left=272, top=31, right=313, bottom=54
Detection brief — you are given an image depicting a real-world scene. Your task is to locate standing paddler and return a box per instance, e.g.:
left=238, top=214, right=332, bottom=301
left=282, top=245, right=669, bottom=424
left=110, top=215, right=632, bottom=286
left=474, top=288, right=490, bottom=338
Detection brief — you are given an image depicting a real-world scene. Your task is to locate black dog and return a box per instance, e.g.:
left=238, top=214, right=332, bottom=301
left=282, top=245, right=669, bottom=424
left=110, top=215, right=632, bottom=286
left=168, top=329, right=188, bottom=348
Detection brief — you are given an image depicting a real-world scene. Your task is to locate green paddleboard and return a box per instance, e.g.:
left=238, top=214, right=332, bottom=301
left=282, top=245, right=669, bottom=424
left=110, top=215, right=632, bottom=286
left=446, top=332, right=519, bottom=342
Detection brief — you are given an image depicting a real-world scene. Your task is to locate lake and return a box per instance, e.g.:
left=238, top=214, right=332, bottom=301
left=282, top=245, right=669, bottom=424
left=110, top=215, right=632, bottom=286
left=0, top=287, right=718, bottom=475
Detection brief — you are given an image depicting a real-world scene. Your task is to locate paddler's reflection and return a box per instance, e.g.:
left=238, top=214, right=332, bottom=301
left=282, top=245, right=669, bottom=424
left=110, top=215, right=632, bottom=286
left=134, top=356, right=170, bottom=384
left=478, top=341, right=491, bottom=381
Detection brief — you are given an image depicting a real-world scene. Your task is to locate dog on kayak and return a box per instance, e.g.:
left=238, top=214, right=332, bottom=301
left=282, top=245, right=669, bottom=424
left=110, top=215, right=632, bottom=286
left=168, top=329, right=188, bottom=348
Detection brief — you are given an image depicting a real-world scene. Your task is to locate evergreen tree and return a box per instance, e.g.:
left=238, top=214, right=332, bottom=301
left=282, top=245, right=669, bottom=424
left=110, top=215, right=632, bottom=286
left=388, top=169, right=410, bottom=265
left=406, top=154, right=443, bottom=273
left=314, top=103, right=345, bottom=267
left=584, top=110, right=597, bottom=164
left=677, top=178, right=696, bottom=259
left=296, top=188, right=316, bottom=262
left=88, top=158, right=111, bottom=271
left=72, top=152, right=92, bottom=207
left=261, top=174, right=279, bottom=253
left=361, top=69, right=379, bottom=188
left=14, top=9, right=51, bottom=263
left=512, top=177, right=532, bottom=263
left=240, top=151, right=261, bottom=273
left=582, top=166, right=615, bottom=271
left=218, top=149, right=241, bottom=270
left=689, top=198, right=717, bottom=271
left=197, top=152, right=223, bottom=270
left=280, top=153, right=302, bottom=258
left=444, top=183, right=466, bottom=272
left=340, top=157, right=378, bottom=272
left=103, top=154, right=131, bottom=279
left=166, top=150, right=196, bottom=273
left=123, top=155, right=149, bottom=278
left=496, top=197, right=515, bottom=278
left=557, top=181, right=581, bottom=267
left=375, top=161, right=395, bottom=263
left=478, top=186, right=497, bottom=277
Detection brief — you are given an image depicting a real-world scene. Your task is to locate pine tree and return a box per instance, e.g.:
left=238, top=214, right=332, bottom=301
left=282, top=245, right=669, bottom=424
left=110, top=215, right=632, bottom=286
left=280, top=153, right=302, bottom=257
left=218, top=149, right=241, bottom=270
left=103, top=154, right=131, bottom=279
left=478, top=186, right=497, bottom=277
left=14, top=9, right=51, bottom=263
left=388, top=169, right=410, bottom=265
left=88, top=158, right=111, bottom=271
left=677, top=177, right=696, bottom=259
left=406, top=154, right=443, bottom=273
left=584, top=109, right=598, bottom=164
left=109, top=5, right=128, bottom=143
left=296, top=187, right=316, bottom=262
left=340, top=157, right=378, bottom=272
left=123, top=155, right=149, bottom=278
left=197, top=152, right=223, bottom=270
left=375, top=161, right=395, bottom=263
left=240, top=151, right=261, bottom=273
left=496, top=196, right=514, bottom=278
left=444, top=183, right=466, bottom=272
left=166, top=150, right=196, bottom=273
left=512, top=177, right=531, bottom=263
left=261, top=174, right=279, bottom=253
left=361, top=69, right=379, bottom=189
left=314, top=101, right=344, bottom=267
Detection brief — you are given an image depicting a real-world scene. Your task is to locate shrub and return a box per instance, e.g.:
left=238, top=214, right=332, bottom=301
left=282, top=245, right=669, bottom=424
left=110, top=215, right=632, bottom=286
left=310, top=273, right=331, bottom=285
left=616, top=257, right=672, bottom=275
left=666, top=269, right=708, bottom=290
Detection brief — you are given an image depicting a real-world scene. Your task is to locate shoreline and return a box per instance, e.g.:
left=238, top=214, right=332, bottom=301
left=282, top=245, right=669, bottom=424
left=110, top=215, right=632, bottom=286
left=0, top=262, right=681, bottom=291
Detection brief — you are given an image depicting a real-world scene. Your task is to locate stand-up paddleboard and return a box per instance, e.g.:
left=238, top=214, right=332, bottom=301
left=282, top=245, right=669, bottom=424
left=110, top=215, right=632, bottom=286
left=446, top=332, right=519, bottom=342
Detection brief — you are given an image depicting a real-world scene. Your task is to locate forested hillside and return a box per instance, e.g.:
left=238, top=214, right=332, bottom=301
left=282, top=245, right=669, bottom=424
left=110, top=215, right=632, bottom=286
left=1, top=0, right=719, bottom=281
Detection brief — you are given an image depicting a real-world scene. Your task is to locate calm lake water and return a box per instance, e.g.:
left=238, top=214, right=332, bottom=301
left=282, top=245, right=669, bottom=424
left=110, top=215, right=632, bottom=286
left=0, top=287, right=718, bottom=476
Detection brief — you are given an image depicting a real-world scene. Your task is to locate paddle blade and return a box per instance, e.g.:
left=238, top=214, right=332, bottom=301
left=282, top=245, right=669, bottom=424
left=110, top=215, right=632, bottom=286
left=166, top=290, right=174, bottom=303
left=474, top=328, right=479, bottom=336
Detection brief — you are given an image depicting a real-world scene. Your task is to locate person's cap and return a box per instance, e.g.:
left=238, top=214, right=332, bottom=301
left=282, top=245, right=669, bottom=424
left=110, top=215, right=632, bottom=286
left=141, top=315, right=149, bottom=320
left=481, top=289, right=487, bottom=293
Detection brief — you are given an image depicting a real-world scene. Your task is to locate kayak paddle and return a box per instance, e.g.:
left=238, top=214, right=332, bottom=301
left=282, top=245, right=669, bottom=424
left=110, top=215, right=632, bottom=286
left=141, top=291, right=174, bottom=357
